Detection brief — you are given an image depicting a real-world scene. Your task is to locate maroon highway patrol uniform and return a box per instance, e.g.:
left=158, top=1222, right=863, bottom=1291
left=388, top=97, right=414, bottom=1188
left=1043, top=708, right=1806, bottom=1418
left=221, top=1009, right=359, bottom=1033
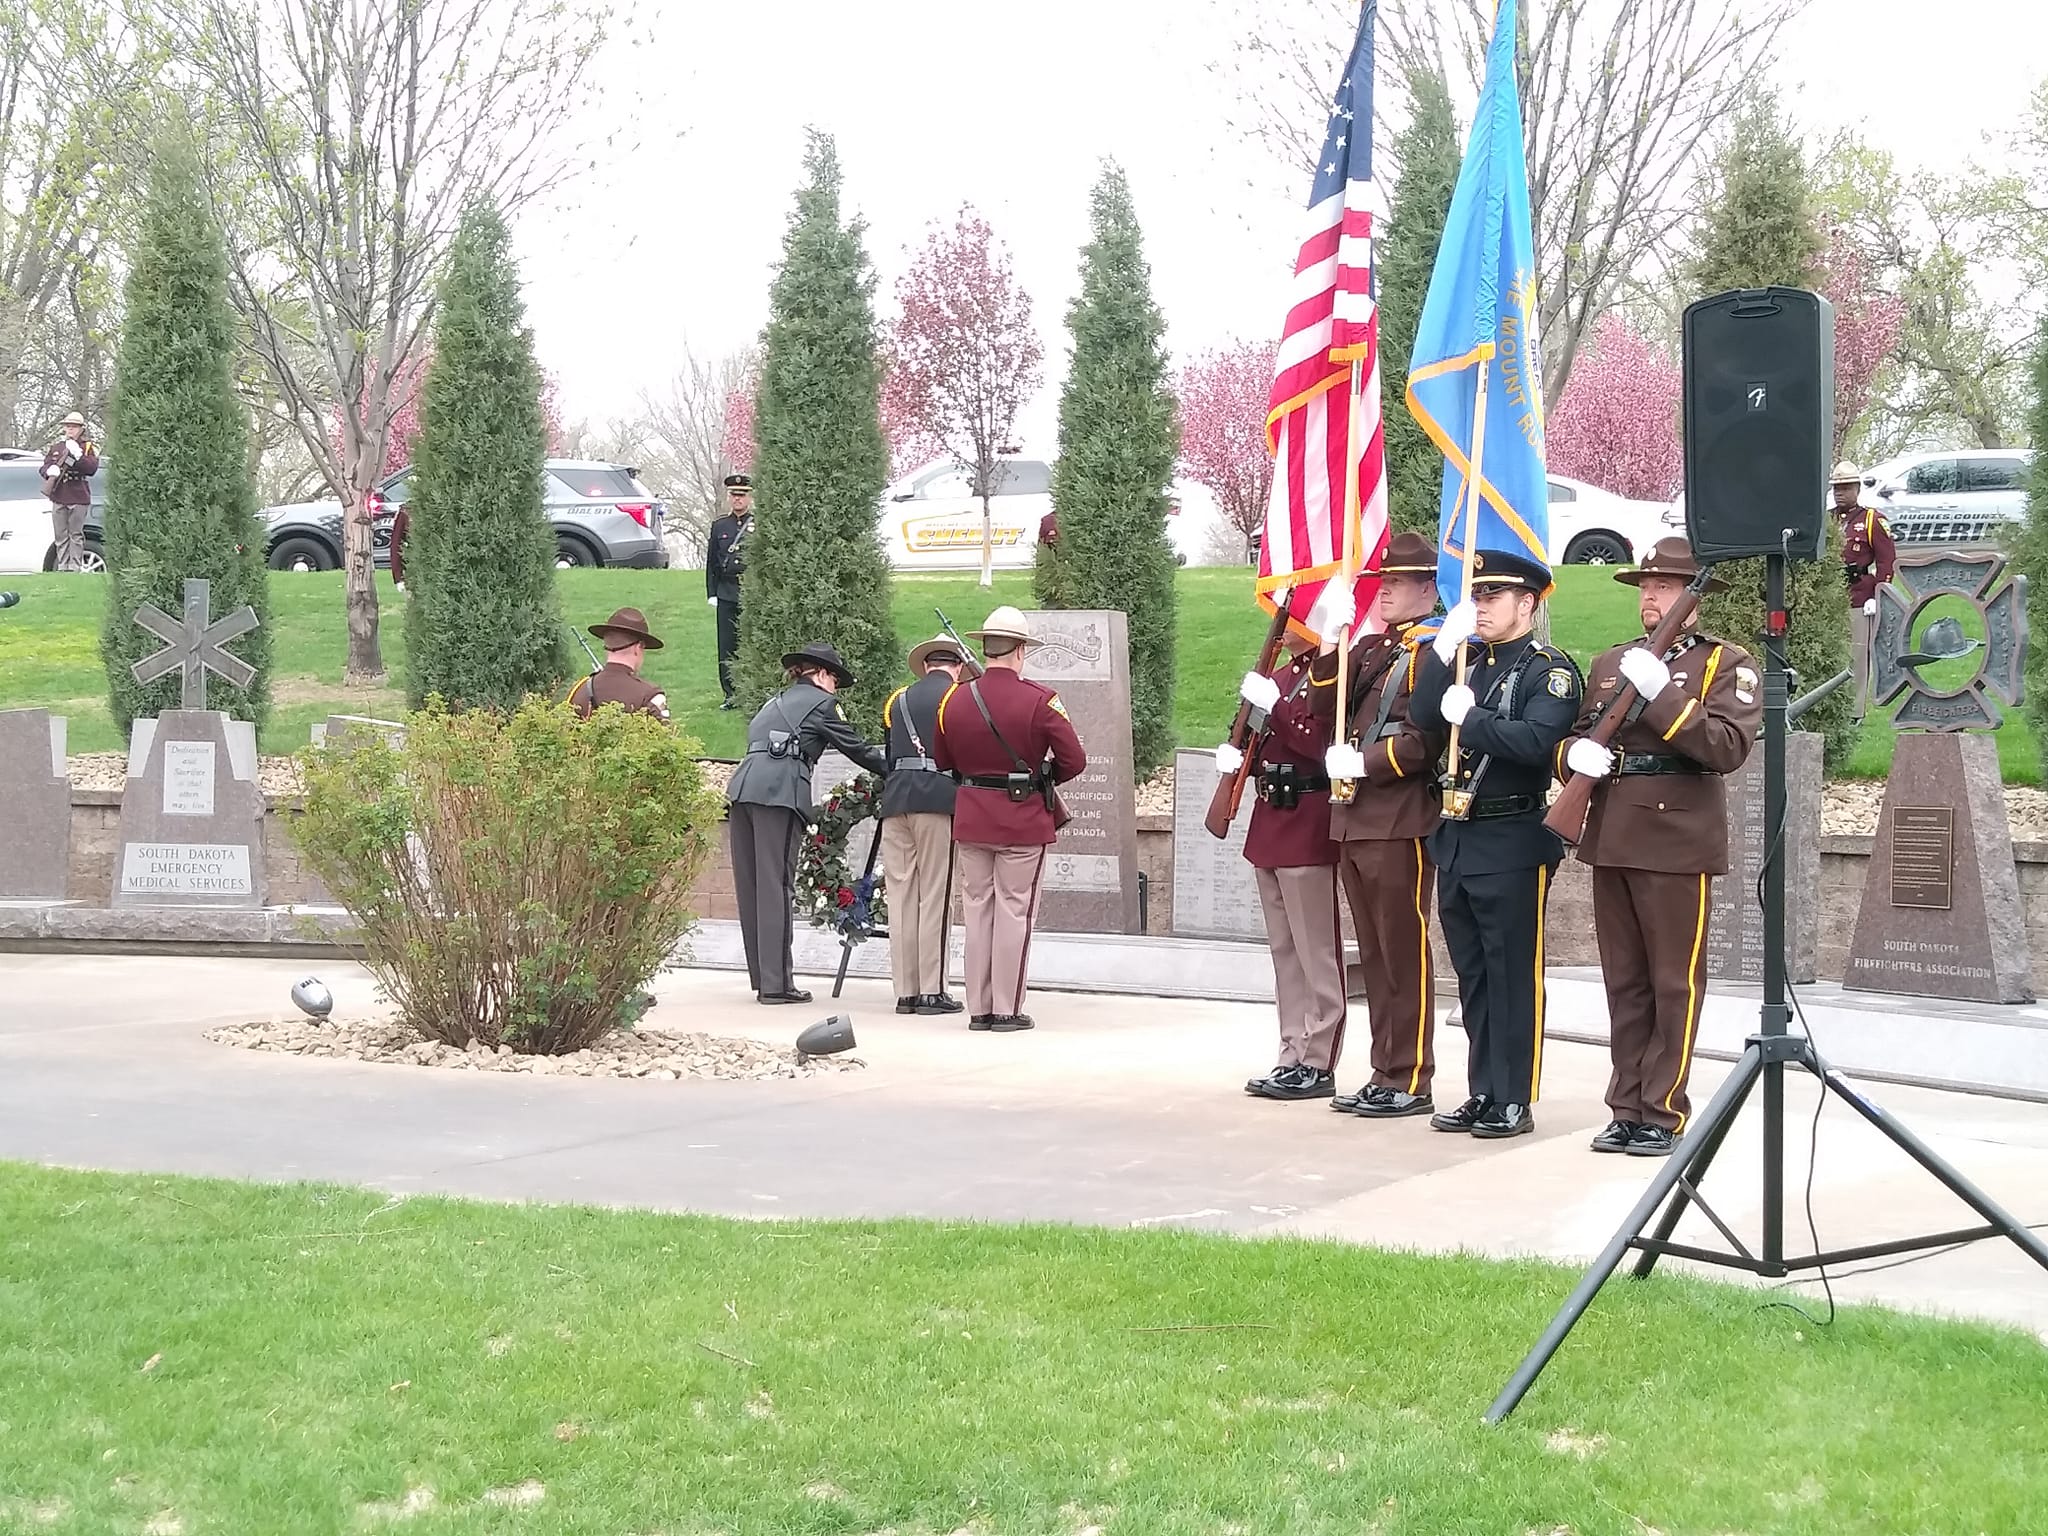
left=1563, top=609, right=1761, bottom=1137
left=1244, top=649, right=1344, bottom=1075
left=932, top=667, right=1087, bottom=1023
left=1843, top=504, right=1896, bottom=717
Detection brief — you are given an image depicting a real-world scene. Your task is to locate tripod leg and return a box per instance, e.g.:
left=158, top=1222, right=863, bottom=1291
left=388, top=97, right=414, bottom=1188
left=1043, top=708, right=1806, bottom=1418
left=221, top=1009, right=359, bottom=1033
left=831, top=816, right=886, bottom=1002
left=1486, top=1043, right=1766, bottom=1424
left=1630, top=1050, right=1761, bottom=1278
left=1818, top=1064, right=2048, bottom=1272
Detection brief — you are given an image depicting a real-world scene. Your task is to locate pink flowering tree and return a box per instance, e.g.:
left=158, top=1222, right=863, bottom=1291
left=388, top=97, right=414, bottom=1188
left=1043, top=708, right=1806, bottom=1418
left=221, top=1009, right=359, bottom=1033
left=890, top=207, right=1044, bottom=585
left=721, top=356, right=938, bottom=482
left=720, top=373, right=757, bottom=473
left=1818, top=229, right=1906, bottom=455
left=1176, top=339, right=1276, bottom=561
left=1544, top=313, right=1683, bottom=501
left=333, top=352, right=564, bottom=480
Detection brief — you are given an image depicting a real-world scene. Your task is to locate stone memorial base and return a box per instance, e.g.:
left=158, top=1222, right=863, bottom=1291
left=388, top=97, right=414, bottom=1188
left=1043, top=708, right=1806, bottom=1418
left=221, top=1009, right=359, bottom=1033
left=0, top=708, right=70, bottom=899
left=112, top=710, right=266, bottom=910
left=1844, top=733, right=2034, bottom=1004
left=1023, top=610, right=1141, bottom=935
left=1705, top=730, right=1823, bottom=984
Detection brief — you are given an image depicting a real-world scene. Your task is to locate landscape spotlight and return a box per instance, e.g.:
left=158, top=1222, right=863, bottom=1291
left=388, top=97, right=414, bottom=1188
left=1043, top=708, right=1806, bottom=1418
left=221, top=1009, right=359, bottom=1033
left=795, top=1015, right=856, bottom=1057
left=290, top=978, right=334, bottom=1020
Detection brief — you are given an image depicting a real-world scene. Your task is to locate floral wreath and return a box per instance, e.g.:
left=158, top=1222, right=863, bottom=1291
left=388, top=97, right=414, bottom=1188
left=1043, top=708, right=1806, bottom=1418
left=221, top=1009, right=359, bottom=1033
left=796, top=771, right=888, bottom=944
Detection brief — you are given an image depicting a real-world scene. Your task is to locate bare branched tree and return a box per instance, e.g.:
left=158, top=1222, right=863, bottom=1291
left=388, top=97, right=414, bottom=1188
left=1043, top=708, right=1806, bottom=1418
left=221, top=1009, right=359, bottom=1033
left=180, top=0, right=611, bottom=683
left=1209, top=0, right=1806, bottom=406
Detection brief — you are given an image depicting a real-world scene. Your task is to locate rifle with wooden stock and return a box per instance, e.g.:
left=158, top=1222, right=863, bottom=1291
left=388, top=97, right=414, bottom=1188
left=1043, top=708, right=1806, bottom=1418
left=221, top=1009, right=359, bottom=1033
left=1544, top=565, right=1714, bottom=846
left=1204, top=594, right=1294, bottom=840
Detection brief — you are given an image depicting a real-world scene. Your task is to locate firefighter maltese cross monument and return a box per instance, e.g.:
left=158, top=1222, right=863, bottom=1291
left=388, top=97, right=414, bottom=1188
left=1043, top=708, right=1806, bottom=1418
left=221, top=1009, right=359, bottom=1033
left=114, top=579, right=269, bottom=909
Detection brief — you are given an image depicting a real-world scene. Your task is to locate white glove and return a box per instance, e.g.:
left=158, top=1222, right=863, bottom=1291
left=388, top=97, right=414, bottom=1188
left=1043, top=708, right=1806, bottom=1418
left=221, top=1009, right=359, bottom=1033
left=1325, top=743, right=1368, bottom=780
left=1213, top=741, right=1244, bottom=776
left=707, top=596, right=718, bottom=607
left=1307, top=580, right=1355, bottom=640
left=1566, top=737, right=1615, bottom=780
left=1441, top=683, right=1475, bottom=725
left=1433, top=600, right=1477, bottom=664
left=1863, top=598, right=1877, bottom=616
left=1239, top=671, right=1281, bottom=712
left=41, top=462, right=57, bottom=478
left=1619, top=647, right=1670, bottom=702
left=64, top=439, right=82, bottom=460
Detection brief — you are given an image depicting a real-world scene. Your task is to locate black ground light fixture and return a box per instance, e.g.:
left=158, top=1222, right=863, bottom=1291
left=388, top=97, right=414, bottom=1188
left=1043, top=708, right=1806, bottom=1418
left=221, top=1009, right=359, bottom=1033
left=796, top=1015, right=857, bottom=1058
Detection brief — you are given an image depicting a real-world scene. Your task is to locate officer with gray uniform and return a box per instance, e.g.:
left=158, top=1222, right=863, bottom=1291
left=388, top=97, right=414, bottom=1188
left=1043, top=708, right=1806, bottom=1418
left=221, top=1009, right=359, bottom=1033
left=880, top=634, right=968, bottom=1017
left=725, top=642, right=888, bottom=1004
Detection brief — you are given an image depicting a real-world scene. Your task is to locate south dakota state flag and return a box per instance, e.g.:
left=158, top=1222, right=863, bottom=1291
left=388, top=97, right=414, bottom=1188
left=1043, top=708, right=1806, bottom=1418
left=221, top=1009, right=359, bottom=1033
left=1405, top=0, right=1550, bottom=601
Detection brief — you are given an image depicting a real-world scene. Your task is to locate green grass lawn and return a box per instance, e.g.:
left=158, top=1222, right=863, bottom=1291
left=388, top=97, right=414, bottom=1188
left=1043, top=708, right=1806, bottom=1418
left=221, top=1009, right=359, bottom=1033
left=2, top=565, right=2035, bottom=779
left=1, top=1164, right=2042, bottom=1534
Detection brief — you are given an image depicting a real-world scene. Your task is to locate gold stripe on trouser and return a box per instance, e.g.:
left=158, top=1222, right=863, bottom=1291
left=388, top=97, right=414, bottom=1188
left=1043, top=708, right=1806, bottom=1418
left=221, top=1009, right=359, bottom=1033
left=1529, top=863, right=1549, bottom=1103
left=1660, top=873, right=1712, bottom=1132
left=1405, top=838, right=1429, bottom=1095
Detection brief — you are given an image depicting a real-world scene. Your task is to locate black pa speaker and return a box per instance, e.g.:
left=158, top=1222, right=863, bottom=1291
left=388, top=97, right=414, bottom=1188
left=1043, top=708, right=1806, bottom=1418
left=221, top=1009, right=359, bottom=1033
left=1681, top=287, right=1834, bottom=562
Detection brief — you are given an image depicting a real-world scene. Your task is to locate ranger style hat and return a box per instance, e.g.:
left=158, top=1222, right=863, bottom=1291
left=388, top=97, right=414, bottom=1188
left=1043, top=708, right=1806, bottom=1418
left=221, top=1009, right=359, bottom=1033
left=782, top=640, right=856, bottom=688
left=723, top=473, right=752, bottom=490
left=1468, top=547, right=1554, bottom=597
left=1830, top=460, right=1862, bottom=486
left=1614, top=535, right=1726, bottom=592
left=1366, top=529, right=1438, bottom=576
left=589, top=606, right=663, bottom=651
left=906, top=633, right=965, bottom=675
left=60, top=411, right=85, bottom=427
left=965, top=605, right=1039, bottom=650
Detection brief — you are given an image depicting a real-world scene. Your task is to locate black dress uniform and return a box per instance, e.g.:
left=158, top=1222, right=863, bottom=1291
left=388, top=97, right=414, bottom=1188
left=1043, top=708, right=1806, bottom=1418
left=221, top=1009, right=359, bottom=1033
left=706, top=474, right=753, bottom=704
left=725, top=643, right=887, bottom=1003
left=1408, top=551, right=1581, bottom=1138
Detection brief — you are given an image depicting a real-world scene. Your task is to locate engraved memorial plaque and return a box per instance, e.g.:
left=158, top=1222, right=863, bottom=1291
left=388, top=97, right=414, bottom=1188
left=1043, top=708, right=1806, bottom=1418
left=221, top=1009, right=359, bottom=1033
left=1021, top=609, right=1140, bottom=933
left=1888, top=806, right=1954, bottom=910
left=1171, top=747, right=1266, bottom=939
left=162, top=740, right=216, bottom=817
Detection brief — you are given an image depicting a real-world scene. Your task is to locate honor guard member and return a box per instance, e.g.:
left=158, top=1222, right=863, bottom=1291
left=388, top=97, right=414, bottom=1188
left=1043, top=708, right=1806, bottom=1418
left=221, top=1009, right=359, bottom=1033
left=1559, top=538, right=1760, bottom=1155
left=1308, top=530, right=1449, bottom=1118
left=880, top=635, right=969, bottom=1018
left=725, top=642, right=887, bottom=1005
left=931, top=606, right=1086, bottom=1033
left=1217, top=640, right=1343, bottom=1100
left=41, top=410, right=99, bottom=572
left=1835, top=461, right=1895, bottom=720
left=568, top=608, right=671, bottom=721
left=1409, top=547, right=1581, bottom=1140
left=706, top=474, right=754, bottom=708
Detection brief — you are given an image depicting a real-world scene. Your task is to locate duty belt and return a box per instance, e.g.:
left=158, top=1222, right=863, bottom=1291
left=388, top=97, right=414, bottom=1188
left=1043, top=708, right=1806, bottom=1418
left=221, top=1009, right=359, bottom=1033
left=893, top=756, right=940, bottom=772
left=1616, top=753, right=1702, bottom=776
left=963, top=773, right=1038, bottom=791
left=1467, top=793, right=1540, bottom=820
left=1257, top=765, right=1330, bottom=804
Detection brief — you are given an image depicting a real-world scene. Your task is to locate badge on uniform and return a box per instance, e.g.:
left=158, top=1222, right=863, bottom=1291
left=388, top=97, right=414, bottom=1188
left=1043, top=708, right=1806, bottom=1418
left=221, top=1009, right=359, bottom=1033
left=1048, top=694, right=1069, bottom=718
left=1546, top=668, right=1572, bottom=698
left=1735, top=664, right=1759, bottom=705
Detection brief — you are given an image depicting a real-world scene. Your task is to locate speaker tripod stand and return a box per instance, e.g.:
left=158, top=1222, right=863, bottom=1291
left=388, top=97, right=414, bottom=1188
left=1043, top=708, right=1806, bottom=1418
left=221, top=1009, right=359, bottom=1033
left=1486, top=551, right=2048, bottom=1424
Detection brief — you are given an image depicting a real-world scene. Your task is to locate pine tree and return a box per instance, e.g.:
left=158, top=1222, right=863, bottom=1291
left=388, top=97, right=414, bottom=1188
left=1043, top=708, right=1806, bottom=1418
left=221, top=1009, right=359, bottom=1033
left=2017, top=323, right=2048, bottom=744
left=99, top=126, right=271, bottom=734
left=1687, top=93, right=1856, bottom=767
left=734, top=131, right=897, bottom=731
left=1379, top=66, right=1462, bottom=538
left=403, top=200, right=566, bottom=711
left=1050, top=163, right=1181, bottom=777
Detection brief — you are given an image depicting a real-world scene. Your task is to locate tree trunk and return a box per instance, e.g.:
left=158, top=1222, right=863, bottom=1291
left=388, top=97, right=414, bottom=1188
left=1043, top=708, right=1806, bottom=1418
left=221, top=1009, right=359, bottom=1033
left=979, top=495, right=993, bottom=588
left=343, top=434, right=386, bottom=683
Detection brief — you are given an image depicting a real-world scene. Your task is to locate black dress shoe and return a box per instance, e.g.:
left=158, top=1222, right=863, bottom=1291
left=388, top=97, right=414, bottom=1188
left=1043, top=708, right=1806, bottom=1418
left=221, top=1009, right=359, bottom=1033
left=720, top=696, right=738, bottom=711
left=1250, top=1065, right=1336, bottom=1101
left=988, top=1013, right=1035, bottom=1032
left=1471, top=1102, right=1535, bottom=1139
left=757, top=989, right=812, bottom=1005
left=1352, top=1086, right=1434, bottom=1119
left=896, top=996, right=920, bottom=1015
left=1627, top=1124, right=1679, bottom=1157
left=1430, top=1095, right=1492, bottom=1132
left=914, top=994, right=964, bottom=1015
left=1249, top=1064, right=1295, bottom=1097
left=1590, top=1119, right=1637, bottom=1154
left=1330, top=1084, right=1370, bottom=1112
left=969, top=1014, right=995, bottom=1031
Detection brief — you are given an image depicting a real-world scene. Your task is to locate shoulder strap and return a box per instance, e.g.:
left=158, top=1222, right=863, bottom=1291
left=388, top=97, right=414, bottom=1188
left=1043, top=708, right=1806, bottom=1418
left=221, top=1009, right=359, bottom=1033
left=967, top=680, right=1034, bottom=777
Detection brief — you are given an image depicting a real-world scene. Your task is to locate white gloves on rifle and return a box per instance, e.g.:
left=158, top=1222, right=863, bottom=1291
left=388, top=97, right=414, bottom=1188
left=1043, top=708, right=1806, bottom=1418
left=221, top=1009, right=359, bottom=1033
left=1213, top=741, right=1245, bottom=776
left=1441, top=683, right=1475, bottom=725
left=64, top=438, right=82, bottom=461
left=1863, top=598, right=1877, bottom=616
left=1324, top=743, right=1367, bottom=781
left=707, top=596, right=718, bottom=607
left=1619, top=646, right=1670, bottom=702
left=1433, top=600, right=1477, bottom=664
left=1566, top=737, right=1615, bottom=780
left=1307, top=580, right=1355, bottom=641
left=41, top=462, right=56, bottom=479
left=1239, top=670, right=1281, bottom=713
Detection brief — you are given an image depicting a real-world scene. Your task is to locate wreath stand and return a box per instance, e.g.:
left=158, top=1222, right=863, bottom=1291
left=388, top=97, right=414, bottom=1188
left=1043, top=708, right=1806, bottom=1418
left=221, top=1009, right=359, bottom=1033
left=830, top=824, right=886, bottom=999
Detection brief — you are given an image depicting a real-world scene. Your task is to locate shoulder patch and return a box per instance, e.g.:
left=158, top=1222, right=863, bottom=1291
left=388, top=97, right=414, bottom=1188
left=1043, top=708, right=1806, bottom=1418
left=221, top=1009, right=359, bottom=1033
left=834, top=702, right=847, bottom=720
left=1545, top=668, right=1573, bottom=698
left=1047, top=692, right=1069, bottom=719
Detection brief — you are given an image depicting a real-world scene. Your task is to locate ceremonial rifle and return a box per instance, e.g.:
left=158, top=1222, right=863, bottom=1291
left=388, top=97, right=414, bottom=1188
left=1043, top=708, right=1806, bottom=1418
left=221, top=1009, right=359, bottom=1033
left=1544, top=566, right=1714, bottom=845
left=1205, top=594, right=1293, bottom=839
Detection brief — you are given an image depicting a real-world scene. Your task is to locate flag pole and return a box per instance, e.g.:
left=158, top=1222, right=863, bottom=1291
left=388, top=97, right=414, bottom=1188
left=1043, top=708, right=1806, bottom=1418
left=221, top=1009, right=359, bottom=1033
left=1443, top=344, right=1494, bottom=818
left=1330, top=354, right=1367, bottom=805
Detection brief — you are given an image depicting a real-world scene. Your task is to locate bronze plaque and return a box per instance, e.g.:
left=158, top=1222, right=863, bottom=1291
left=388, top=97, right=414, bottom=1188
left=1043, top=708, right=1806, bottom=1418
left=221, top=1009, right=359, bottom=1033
left=1889, top=806, right=1955, bottom=910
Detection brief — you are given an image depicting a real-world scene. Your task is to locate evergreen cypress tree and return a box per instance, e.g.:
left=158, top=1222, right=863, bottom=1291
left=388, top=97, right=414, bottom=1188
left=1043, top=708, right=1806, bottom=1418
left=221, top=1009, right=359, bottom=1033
left=99, top=126, right=270, bottom=734
left=403, top=200, right=565, bottom=712
left=1050, top=162, right=1181, bottom=777
left=2017, top=323, right=2048, bottom=745
left=1687, top=93, right=1856, bottom=767
left=1379, top=66, right=1462, bottom=538
left=734, top=131, right=896, bottom=731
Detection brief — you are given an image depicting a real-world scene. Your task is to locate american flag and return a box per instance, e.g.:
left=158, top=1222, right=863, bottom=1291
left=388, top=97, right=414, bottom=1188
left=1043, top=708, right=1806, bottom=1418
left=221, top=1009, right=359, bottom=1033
left=1255, top=1, right=1388, bottom=639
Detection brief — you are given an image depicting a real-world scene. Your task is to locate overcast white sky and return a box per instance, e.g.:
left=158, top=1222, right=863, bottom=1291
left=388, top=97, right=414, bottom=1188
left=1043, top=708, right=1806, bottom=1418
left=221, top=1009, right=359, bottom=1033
left=516, top=0, right=2047, bottom=451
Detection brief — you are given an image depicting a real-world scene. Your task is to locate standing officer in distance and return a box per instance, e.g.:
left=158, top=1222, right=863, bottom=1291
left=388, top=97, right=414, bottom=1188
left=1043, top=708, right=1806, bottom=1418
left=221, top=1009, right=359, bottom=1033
left=1559, top=538, right=1760, bottom=1156
left=567, top=607, right=671, bottom=722
left=1217, top=636, right=1343, bottom=1101
left=1409, top=547, right=1580, bottom=1141
left=41, top=410, right=98, bottom=572
left=1835, top=461, right=1895, bottom=720
left=931, top=606, right=1086, bottom=1033
left=879, top=634, right=968, bottom=1019
left=1309, top=530, right=1449, bottom=1118
left=705, top=473, right=754, bottom=709
left=726, top=642, right=888, bottom=1005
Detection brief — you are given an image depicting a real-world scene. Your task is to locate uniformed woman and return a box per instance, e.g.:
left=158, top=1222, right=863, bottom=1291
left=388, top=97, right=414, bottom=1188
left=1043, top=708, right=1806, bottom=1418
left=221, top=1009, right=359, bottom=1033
left=724, top=642, right=888, bottom=1004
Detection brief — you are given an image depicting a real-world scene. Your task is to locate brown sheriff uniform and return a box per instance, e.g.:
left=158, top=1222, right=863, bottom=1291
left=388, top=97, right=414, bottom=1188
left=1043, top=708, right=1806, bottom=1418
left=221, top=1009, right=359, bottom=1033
left=1564, top=604, right=1761, bottom=1134
left=569, top=662, right=669, bottom=721
left=932, top=662, right=1087, bottom=1026
left=1842, top=500, right=1896, bottom=718
left=1308, top=622, right=1444, bottom=1098
left=1243, top=650, right=1344, bottom=1077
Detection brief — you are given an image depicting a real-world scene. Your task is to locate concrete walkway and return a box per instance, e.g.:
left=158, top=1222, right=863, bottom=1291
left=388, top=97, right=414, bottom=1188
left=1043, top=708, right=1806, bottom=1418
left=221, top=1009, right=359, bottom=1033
left=3, top=952, right=2046, bottom=1344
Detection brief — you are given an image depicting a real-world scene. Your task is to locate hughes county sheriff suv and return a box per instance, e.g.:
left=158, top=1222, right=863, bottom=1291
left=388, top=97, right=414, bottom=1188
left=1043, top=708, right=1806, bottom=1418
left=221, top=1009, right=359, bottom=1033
left=1860, top=449, right=2034, bottom=547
